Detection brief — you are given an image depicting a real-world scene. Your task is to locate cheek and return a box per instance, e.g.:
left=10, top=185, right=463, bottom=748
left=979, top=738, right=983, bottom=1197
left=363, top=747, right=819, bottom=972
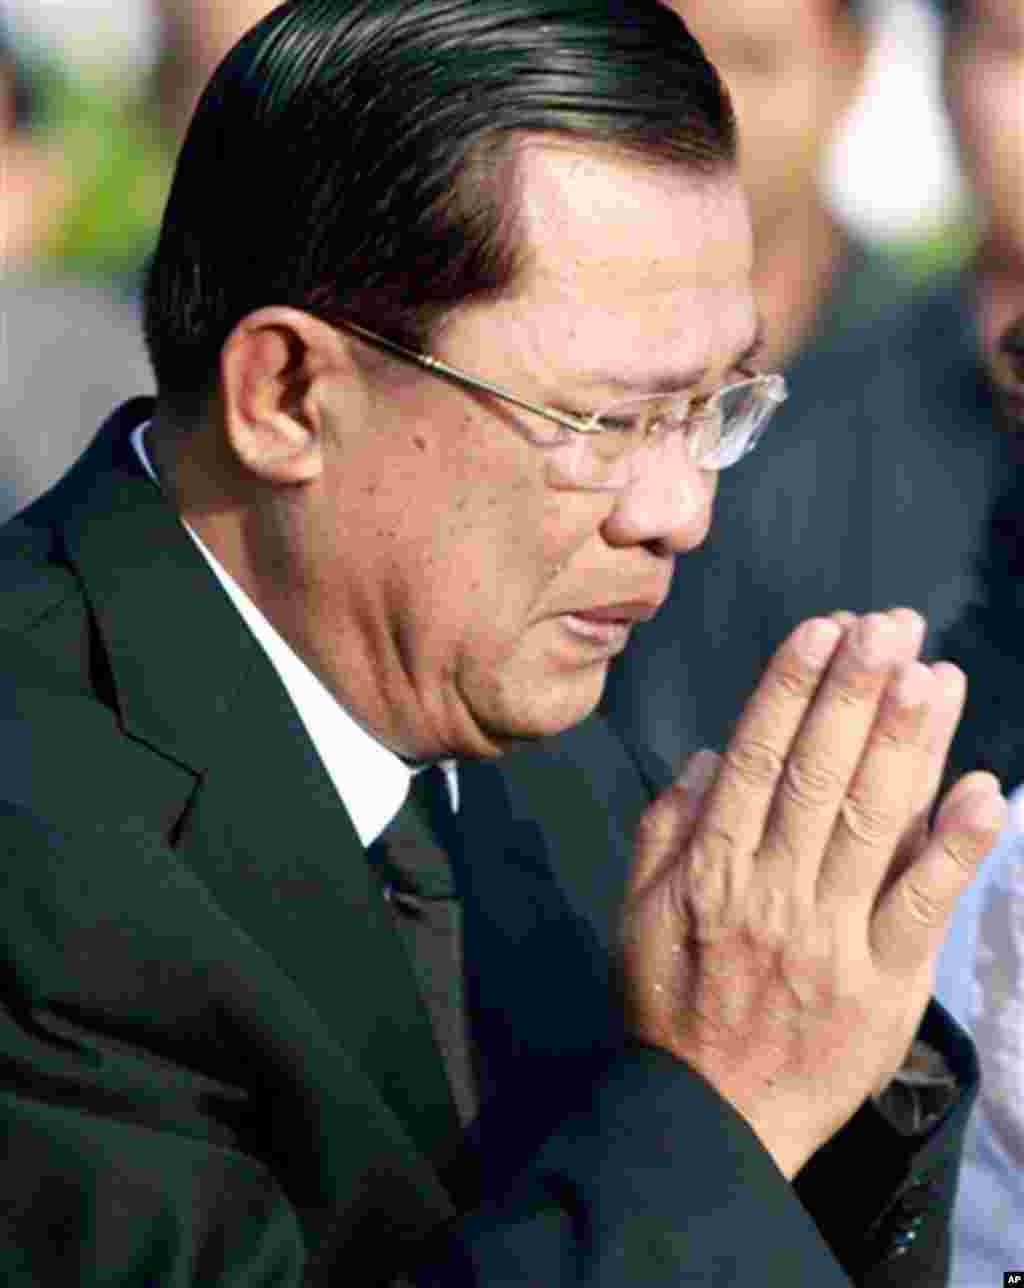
left=957, top=65, right=1024, bottom=221
left=731, top=76, right=825, bottom=209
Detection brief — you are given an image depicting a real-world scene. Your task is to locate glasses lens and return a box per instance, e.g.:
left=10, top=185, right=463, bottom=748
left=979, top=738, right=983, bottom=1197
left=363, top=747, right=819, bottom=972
left=695, top=377, right=786, bottom=469
left=545, top=376, right=785, bottom=489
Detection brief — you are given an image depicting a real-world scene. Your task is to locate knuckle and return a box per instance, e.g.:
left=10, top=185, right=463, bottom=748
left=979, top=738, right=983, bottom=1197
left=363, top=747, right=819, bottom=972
left=680, top=869, right=727, bottom=932
left=772, top=660, right=819, bottom=700
left=780, top=753, right=845, bottom=809
left=723, top=738, right=785, bottom=789
left=681, top=829, right=744, bottom=928
left=935, top=832, right=983, bottom=880
left=635, top=788, right=686, bottom=847
left=872, top=709, right=927, bottom=752
left=838, top=793, right=902, bottom=847
left=899, top=877, right=946, bottom=928
left=827, top=675, right=870, bottom=711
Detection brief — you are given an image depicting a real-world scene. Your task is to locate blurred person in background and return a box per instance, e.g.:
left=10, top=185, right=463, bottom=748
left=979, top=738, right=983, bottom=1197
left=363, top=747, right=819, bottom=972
left=927, top=0, right=1024, bottom=1279
left=602, top=0, right=1014, bottom=777
left=149, top=0, right=280, bottom=146
left=659, top=0, right=881, bottom=372
left=0, top=8, right=69, bottom=263
left=942, top=0, right=1024, bottom=419
left=937, top=451, right=1024, bottom=1284
left=0, top=8, right=153, bottom=520
left=42, top=0, right=277, bottom=287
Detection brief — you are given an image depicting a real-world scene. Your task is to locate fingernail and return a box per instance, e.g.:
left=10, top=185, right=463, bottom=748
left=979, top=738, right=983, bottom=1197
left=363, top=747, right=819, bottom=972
left=930, top=661, right=966, bottom=704
left=854, top=613, right=896, bottom=666
left=888, top=607, right=926, bottom=650
left=948, top=778, right=1008, bottom=831
left=891, top=661, right=933, bottom=708
left=795, top=618, right=842, bottom=664
left=961, top=788, right=1009, bottom=832
left=679, top=748, right=719, bottom=797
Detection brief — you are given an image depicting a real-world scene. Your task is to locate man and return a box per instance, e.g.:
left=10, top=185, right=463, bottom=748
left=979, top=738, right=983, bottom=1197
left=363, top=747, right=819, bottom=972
left=658, top=0, right=882, bottom=373
left=927, top=1, right=1024, bottom=1277
left=0, top=2, right=1006, bottom=1283
left=941, top=0, right=1024, bottom=424
left=603, top=0, right=1015, bottom=774
left=149, top=0, right=280, bottom=145
left=0, top=7, right=69, bottom=265
left=0, top=12, right=155, bottom=520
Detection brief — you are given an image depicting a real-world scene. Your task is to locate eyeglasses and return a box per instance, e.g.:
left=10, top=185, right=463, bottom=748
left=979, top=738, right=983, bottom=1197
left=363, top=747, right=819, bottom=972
left=338, top=318, right=787, bottom=490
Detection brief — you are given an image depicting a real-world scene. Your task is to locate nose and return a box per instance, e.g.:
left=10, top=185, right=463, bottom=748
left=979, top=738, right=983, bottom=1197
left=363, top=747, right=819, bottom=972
left=600, top=431, right=717, bottom=555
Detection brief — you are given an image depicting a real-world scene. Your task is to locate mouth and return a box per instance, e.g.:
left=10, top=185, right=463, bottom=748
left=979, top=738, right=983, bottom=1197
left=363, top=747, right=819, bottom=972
left=558, top=600, right=664, bottom=649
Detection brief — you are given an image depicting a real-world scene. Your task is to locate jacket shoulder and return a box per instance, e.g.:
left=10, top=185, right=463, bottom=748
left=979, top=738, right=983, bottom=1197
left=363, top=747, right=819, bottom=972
left=0, top=515, right=92, bottom=691
left=0, top=514, right=80, bottom=631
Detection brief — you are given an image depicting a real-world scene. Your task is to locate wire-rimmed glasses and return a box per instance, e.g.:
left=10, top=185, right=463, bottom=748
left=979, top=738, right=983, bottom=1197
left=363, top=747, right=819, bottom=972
left=338, top=318, right=787, bottom=490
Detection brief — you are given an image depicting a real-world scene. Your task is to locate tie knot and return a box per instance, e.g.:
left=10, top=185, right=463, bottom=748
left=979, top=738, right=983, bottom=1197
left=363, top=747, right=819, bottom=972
left=368, top=766, right=456, bottom=900
left=410, top=763, right=453, bottom=821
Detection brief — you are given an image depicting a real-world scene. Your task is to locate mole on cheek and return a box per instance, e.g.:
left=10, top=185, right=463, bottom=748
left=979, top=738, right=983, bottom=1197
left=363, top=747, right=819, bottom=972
left=412, top=435, right=428, bottom=452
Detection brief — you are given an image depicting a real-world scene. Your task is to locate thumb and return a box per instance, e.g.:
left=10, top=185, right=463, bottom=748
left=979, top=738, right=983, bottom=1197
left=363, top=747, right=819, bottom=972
left=629, top=748, right=720, bottom=897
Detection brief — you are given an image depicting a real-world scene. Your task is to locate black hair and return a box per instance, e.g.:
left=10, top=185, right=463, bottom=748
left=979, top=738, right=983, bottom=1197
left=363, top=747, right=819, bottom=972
left=0, top=16, right=36, bottom=129
left=143, top=0, right=736, bottom=413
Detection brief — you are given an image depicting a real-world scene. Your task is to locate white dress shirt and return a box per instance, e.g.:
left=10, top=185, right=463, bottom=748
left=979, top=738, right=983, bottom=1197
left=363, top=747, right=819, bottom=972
left=936, top=785, right=1024, bottom=1285
left=131, top=425, right=456, bottom=845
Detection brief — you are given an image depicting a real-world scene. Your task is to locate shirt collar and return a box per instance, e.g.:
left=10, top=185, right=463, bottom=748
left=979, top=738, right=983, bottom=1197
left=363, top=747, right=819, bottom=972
left=130, top=423, right=456, bottom=844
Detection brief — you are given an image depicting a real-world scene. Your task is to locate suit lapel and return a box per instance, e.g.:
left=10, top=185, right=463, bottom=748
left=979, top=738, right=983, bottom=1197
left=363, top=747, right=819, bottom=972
left=53, top=402, right=462, bottom=1168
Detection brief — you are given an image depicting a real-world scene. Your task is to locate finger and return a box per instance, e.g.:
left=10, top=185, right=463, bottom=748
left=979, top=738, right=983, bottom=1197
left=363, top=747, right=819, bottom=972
left=815, top=658, right=936, bottom=905
left=871, top=772, right=1007, bottom=972
left=889, top=663, right=967, bottom=869
left=689, top=617, right=845, bottom=875
left=828, top=610, right=857, bottom=631
left=629, top=749, right=720, bottom=897
left=754, top=610, right=925, bottom=892
left=914, top=662, right=967, bottom=814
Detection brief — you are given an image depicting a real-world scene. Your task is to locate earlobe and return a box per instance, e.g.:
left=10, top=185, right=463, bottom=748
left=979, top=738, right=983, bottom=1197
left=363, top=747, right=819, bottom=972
left=220, top=307, right=343, bottom=485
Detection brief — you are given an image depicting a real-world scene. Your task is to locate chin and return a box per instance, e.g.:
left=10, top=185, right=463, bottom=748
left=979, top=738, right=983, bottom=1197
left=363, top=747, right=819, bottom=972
left=484, top=667, right=608, bottom=747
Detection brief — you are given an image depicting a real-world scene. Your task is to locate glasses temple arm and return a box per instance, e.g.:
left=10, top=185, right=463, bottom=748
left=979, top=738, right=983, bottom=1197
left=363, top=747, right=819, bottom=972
left=337, top=319, right=598, bottom=436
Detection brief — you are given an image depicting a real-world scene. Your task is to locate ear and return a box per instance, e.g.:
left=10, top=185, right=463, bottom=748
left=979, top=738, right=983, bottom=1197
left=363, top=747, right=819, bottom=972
left=218, top=307, right=352, bottom=485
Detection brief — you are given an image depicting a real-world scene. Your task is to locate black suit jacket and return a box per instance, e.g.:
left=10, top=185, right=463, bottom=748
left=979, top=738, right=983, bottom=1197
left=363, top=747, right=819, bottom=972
left=0, top=401, right=976, bottom=1285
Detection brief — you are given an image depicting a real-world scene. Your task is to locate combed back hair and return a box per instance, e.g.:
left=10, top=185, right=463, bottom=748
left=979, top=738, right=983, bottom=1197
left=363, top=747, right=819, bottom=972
left=143, top=0, right=736, bottom=414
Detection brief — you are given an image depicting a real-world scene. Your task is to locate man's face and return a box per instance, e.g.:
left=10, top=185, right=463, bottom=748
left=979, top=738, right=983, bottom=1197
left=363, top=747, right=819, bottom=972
left=947, top=0, right=1024, bottom=273
left=305, top=144, right=757, bottom=759
left=945, top=0, right=1024, bottom=408
left=667, top=0, right=865, bottom=241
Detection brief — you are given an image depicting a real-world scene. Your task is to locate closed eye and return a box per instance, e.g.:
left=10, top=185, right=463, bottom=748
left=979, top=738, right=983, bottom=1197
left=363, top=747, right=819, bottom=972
left=598, top=414, right=642, bottom=434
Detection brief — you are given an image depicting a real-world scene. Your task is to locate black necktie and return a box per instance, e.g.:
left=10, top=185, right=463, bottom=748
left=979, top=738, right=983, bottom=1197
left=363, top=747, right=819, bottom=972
left=366, top=767, right=478, bottom=1132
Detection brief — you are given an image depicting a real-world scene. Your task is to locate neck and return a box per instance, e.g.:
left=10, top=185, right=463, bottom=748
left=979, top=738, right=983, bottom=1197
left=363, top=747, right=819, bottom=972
left=751, top=205, right=849, bottom=371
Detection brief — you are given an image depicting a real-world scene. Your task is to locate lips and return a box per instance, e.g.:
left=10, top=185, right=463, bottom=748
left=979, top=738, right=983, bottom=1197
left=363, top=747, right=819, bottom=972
left=569, top=600, right=665, bottom=626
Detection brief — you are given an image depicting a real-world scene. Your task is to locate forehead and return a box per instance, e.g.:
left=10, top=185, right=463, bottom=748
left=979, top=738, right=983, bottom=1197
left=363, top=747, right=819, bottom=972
left=670, top=0, right=832, bottom=48
left=964, top=0, right=1024, bottom=27
left=496, top=141, right=757, bottom=390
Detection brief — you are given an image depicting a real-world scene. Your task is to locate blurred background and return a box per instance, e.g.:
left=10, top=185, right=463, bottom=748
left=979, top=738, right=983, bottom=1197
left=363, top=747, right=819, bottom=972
left=1, top=0, right=971, bottom=280
left=0, top=0, right=979, bottom=516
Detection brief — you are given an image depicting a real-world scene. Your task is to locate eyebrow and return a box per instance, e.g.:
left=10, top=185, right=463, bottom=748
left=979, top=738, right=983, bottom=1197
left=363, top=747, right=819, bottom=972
left=586, top=318, right=768, bottom=395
